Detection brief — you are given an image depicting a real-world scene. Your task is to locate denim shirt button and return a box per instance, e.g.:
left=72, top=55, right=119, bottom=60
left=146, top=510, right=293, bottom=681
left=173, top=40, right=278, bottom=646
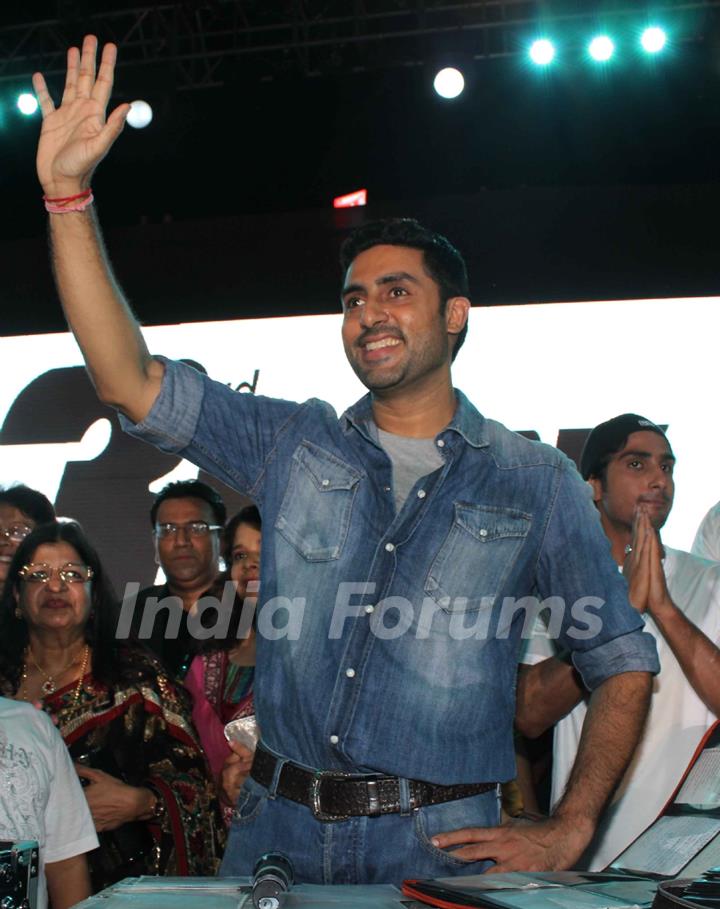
left=479, top=528, right=488, bottom=539
left=364, top=604, right=375, bottom=614
left=383, top=485, right=391, bottom=492
left=345, top=668, right=356, bottom=678
left=385, top=542, right=395, bottom=552
left=436, top=439, right=445, bottom=448
left=439, top=596, right=451, bottom=607
left=321, top=479, right=330, bottom=487
left=417, top=489, right=426, bottom=499
left=330, top=735, right=339, bottom=745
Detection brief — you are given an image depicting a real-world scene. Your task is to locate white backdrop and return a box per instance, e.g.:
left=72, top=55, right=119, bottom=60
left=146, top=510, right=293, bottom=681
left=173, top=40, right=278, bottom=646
left=1, top=296, right=718, bottom=552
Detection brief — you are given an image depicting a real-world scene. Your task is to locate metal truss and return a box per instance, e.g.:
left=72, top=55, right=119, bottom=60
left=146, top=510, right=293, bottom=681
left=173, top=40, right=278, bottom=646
left=1, top=1, right=719, bottom=90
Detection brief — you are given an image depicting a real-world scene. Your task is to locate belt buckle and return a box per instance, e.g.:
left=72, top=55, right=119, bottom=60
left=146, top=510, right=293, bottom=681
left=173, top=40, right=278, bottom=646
left=310, top=769, right=354, bottom=822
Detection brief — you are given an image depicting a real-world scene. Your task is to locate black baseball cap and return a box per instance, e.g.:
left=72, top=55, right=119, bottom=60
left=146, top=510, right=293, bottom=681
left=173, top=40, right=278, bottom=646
left=580, top=414, right=670, bottom=480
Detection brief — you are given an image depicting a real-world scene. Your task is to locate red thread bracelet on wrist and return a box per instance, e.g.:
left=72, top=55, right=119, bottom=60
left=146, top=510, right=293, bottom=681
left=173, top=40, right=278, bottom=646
left=43, top=188, right=95, bottom=214
left=42, top=189, right=92, bottom=203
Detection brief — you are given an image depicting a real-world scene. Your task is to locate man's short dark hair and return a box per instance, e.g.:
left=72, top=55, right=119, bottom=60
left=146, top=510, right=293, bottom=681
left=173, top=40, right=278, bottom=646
left=149, top=480, right=226, bottom=526
left=339, top=218, right=470, bottom=361
left=0, top=485, right=55, bottom=525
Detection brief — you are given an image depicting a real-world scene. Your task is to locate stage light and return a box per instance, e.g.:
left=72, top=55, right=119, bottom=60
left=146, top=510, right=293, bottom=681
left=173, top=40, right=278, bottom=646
left=17, top=93, right=38, bottom=116
left=126, top=99, right=153, bottom=129
left=433, top=68, right=464, bottom=99
left=529, top=39, right=556, bottom=66
left=641, top=27, right=667, bottom=54
left=588, top=35, right=615, bottom=62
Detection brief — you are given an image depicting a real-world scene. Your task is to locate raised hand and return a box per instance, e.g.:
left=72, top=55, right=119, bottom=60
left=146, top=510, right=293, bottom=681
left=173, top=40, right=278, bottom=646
left=33, top=35, right=130, bottom=199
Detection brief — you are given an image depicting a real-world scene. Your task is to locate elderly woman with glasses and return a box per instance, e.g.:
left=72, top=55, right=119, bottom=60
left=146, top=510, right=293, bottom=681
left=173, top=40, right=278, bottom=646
left=0, top=521, right=224, bottom=893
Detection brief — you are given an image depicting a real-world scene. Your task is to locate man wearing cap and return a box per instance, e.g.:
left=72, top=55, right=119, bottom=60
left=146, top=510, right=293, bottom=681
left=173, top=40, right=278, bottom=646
left=518, top=414, right=720, bottom=870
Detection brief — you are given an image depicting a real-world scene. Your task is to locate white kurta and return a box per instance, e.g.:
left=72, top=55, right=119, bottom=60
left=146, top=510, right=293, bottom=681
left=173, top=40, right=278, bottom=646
left=524, top=547, right=720, bottom=870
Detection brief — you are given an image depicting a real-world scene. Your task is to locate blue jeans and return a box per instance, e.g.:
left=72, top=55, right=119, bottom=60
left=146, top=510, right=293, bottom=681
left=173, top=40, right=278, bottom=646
left=219, top=774, right=499, bottom=884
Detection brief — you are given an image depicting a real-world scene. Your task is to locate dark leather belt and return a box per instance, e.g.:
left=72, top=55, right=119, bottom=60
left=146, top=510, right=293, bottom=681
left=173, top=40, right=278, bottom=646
left=250, top=744, right=498, bottom=822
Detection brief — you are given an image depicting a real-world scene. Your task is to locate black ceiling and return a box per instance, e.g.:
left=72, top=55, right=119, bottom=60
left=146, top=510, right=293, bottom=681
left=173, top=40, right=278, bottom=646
left=2, top=1, right=720, bottom=331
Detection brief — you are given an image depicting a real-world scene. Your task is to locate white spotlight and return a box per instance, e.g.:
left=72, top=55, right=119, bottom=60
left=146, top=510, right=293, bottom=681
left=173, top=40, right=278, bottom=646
left=641, top=27, right=667, bottom=54
left=529, top=39, right=556, bottom=66
left=17, top=93, right=39, bottom=116
left=127, top=99, right=153, bottom=129
left=433, top=68, right=465, bottom=100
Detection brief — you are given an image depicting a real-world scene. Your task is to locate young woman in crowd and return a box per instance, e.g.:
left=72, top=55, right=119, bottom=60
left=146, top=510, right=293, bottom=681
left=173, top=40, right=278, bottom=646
left=0, top=521, right=224, bottom=892
left=184, top=506, right=260, bottom=816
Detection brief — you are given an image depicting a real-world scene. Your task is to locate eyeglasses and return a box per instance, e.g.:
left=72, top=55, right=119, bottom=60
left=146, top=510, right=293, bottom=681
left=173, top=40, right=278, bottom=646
left=154, top=521, right=223, bottom=539
left=18, top=562, right=94, bottom=584
left=0, top=523, right=33, bottom=544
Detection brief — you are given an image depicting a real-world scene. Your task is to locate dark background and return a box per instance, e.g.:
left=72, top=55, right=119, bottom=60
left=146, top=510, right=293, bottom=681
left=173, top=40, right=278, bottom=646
left=2, top=0, right=720, bottom=335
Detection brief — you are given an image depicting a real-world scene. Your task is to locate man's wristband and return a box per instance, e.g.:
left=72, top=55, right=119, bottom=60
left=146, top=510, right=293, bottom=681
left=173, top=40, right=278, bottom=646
left=42, top=188, right=94, bottom=213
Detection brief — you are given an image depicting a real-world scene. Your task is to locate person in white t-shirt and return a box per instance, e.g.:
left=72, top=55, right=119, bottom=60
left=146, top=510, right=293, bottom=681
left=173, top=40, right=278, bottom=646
left=692, top=501, right=720, bottom=563
left=0, top=696, right=98, bottom=909
left=517, top=414, right=720, bottom=871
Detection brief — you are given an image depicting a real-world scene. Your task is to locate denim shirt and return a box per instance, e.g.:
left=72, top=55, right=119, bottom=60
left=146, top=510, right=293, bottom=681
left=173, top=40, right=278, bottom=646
left=122, top=359, right=659, bottom=784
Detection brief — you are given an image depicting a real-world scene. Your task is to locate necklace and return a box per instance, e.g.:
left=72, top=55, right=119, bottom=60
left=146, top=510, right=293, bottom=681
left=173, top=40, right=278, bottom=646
left=70, top=645, right=90, bottom=707
left=23, top=644, right=89, bottom=700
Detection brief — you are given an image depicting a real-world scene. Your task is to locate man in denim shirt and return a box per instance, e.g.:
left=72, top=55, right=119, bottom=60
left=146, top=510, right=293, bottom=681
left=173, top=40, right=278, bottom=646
left=34, top=36, right=658, bottom=883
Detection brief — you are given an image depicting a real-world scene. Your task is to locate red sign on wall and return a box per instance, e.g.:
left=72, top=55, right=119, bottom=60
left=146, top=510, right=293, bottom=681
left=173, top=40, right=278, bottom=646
left=333, top=188, right=368, bottom=208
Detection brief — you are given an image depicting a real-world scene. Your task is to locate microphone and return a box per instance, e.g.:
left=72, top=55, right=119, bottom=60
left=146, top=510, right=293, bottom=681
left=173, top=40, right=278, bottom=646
left=251, top=852, right=294, bottom=909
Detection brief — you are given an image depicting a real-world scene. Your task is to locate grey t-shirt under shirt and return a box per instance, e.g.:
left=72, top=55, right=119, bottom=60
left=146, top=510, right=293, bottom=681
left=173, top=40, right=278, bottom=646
left=377, top=427, right=445, bottom=512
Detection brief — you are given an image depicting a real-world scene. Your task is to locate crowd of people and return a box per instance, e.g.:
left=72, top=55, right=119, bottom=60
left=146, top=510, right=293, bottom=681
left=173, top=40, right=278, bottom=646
left=0, top=481, right=256, bottom=901
left=2, top=30, right=720, bottom=907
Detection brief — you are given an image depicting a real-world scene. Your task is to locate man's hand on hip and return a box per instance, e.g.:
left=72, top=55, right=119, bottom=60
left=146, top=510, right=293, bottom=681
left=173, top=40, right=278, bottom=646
left=430, top=814, right=594, bottom=873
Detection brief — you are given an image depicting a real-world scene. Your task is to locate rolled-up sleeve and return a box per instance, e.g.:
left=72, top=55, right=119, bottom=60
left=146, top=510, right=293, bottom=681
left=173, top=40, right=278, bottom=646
left=118, top=357, right=308, bottom=499
left=119, top=356, right=205, bottom=454
left=572, top=626, right=659, bottom=691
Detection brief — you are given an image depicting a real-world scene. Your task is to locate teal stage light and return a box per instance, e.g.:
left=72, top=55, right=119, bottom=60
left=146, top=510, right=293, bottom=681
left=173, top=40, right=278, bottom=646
left=17, top=93, right=38, bottom=115
left=529, top=39, right=556, bottom=66
left=588, top=35, right=615, bottom=62
left=641, top=27, right=667, bottom=54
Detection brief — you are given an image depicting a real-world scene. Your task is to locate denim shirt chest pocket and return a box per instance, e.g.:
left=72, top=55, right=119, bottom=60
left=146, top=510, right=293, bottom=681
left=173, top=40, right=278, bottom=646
left=275, top=441, right=363, bottom=561
left=425, top=503, right=532, bottom=613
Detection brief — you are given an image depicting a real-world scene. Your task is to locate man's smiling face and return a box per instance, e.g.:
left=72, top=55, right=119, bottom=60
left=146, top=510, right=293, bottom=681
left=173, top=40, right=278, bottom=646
left=341, top=244, right=455, bottom=395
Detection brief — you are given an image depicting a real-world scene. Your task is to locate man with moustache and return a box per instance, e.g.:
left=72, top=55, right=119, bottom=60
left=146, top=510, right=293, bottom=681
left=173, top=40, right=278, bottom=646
left=129, top=480, right=225, bottom=678
left=518, top=414, right=720, bottom=870
left=34, top=36, right=659, bottom=882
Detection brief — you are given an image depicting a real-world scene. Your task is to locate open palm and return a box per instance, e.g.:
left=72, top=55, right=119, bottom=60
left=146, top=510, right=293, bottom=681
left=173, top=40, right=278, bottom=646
left=34, top=35, right=129, bottom=197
